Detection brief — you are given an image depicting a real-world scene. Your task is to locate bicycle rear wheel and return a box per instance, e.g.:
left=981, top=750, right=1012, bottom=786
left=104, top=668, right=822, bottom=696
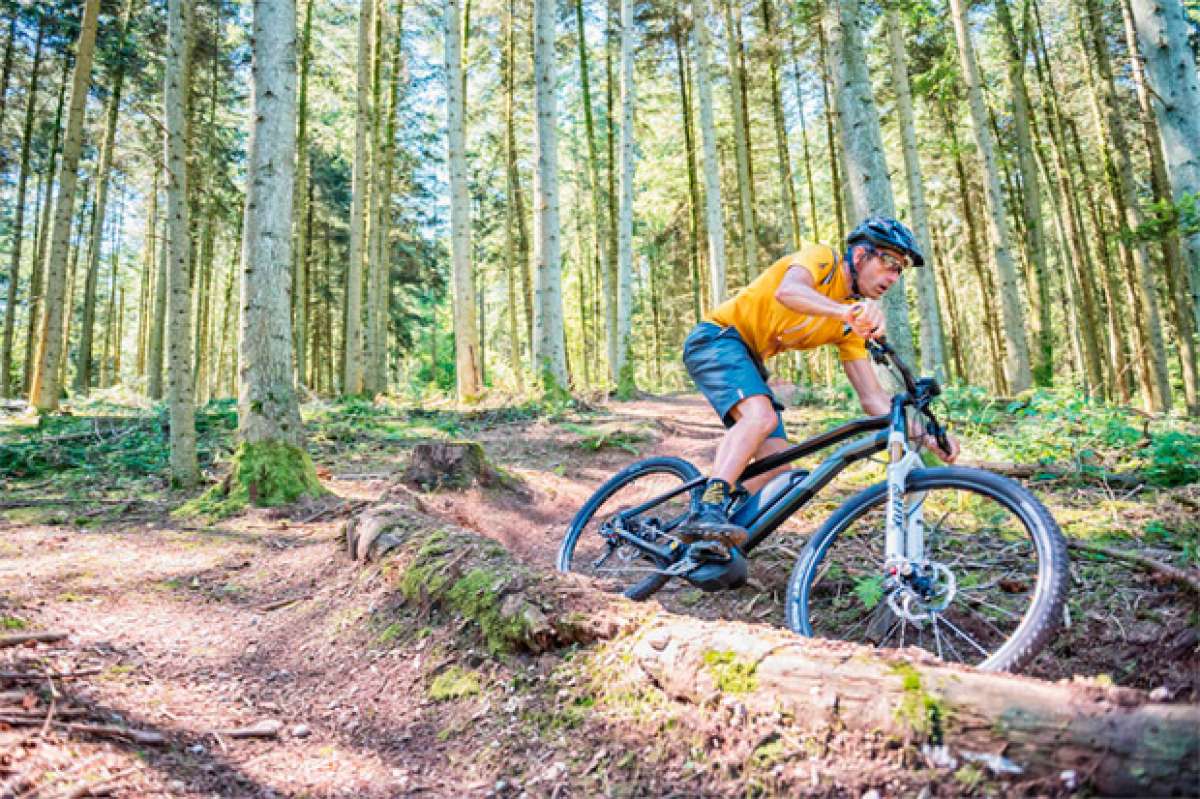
left=557, top=457, right=699, bottom=600
left=786, top=467, right=1067, bottom=672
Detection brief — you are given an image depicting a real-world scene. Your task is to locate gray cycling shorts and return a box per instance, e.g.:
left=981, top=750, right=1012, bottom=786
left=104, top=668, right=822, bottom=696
left=683, top=322, right=786, bottom=440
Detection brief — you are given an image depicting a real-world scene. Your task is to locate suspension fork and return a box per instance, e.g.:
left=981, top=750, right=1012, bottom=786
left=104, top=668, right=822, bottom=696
left=883, top=397, right=927, bottom=574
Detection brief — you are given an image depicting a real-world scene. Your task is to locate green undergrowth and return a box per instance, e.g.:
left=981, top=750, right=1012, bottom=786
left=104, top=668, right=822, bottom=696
left=0, top=398, right=237, bottom=488
left=787, top=384, right=1200, bottom=488
left=890, top=663, right=945, bottom=743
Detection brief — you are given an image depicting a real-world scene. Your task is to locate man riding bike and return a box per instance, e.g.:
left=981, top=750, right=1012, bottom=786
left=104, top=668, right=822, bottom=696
left=680, top=216, right=962, bottom=558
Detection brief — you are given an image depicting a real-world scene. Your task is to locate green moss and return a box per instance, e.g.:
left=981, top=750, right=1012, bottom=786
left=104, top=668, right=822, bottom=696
left=429, top=666, right=481, bottom=701
left=178, top=440, right=324, bottom=518
left=0, top=616, right=27, bottom=630
left=703, top=650, right=758, bottom=694
left=953, top=763, right=986, bottom=791
left=749, top=739, right=788, bottom=770
left=891, top=663, right=945, bottom=743
left=396, top=534, right=533, bottom=654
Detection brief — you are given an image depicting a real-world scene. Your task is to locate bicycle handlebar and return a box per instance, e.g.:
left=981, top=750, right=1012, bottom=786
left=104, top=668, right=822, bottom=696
left=865, top=336, right=951, bottom=453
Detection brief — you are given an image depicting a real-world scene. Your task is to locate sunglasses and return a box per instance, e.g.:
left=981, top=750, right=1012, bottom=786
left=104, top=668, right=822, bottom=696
left=872, top=247, right=910, bottom=274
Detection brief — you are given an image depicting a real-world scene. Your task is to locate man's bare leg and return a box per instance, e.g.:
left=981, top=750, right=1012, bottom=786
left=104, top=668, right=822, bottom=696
left=740, top=437, right=794, bottom=494
left=709, top=395, right=782, bottom=487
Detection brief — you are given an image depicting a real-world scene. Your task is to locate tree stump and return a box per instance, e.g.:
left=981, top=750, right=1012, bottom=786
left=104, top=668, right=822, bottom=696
left=399, top=441, right=522, bottom=493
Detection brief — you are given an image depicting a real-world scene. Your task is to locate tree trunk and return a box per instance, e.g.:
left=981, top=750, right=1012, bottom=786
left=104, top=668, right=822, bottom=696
left=815, top=25, right=844, bottom=245
left=885, top=10, right=946, bottom=383
left=147, top=207, right=168, bottom=400
left=723, top=0, right=756, bottom=284
left=293, top=0, right=314, bottom=388
left=823, top=0, right=915, bottom=364
left=532, top=0, right=567, bottom=392
left=446, top=0, right=481, bottom=401
left=671, top=13, right=703, bottom=322
left=75, top=0, right=135, bottom=394
left=1028, top=7, right=1106, bottom=398
left=503, top=0, right=523, bottom=385
left=239, top=0, right=310, bottom=459
left=23, top=59, right=70, bottom=395
left=1, top=19, right=43, bottom=398
left=343, top=0, right=372, bottom=396
left=28, top=0, right=101, bottom=411
left=761, top=0, right=800, bottom=249
left=163, top=0, right=198, bottom=486
left=787, top=26, right=819, bottom=243
left=363, top=0, right=384, bottom=396
left=613, top=0, right=635, bottom=397
left=994, top=0, right=1053, bottom=387
left=1129, top=0, right=1200, bottom=338
left=948, top=0, right=1032, bottom=394
left=692, top=0, right=727, bottom=306
left=1120, top=0, right=1198, bottom=414
left=136, top=168, right=158, bottom=378
left=1079, top=0, right=1171, bottom=412
left=942, top=104, right=1006, bottom=392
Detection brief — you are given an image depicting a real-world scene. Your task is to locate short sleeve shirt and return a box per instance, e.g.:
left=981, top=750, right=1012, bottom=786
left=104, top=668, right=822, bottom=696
left=705, top=243, right=868, bottom=363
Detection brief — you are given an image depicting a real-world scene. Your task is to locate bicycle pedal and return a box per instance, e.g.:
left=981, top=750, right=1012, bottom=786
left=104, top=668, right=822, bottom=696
left=658, top=557, right=700, bottom=577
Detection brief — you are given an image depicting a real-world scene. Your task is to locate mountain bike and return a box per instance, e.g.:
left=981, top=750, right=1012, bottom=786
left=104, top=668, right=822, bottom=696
left=556, top=339, right=1068, bottom=672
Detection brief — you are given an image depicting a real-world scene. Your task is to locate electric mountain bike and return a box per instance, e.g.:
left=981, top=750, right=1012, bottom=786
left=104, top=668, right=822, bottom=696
left=556, top=340, right=1068, bottom=672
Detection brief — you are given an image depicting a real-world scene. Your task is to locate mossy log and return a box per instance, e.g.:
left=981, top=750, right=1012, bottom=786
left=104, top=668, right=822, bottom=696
left=344, top=503, right=637, bottom=653
left=345, top=504, right=1200, bottom=795
left=400, top=441, right=523, bottom=493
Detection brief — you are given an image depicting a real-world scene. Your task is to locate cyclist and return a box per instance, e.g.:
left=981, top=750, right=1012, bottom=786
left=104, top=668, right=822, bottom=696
left=681, top=216, right=961, bottom=553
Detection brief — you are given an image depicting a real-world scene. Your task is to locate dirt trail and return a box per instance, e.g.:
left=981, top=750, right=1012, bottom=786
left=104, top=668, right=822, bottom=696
left=0, top=393, right=1194, bottom=797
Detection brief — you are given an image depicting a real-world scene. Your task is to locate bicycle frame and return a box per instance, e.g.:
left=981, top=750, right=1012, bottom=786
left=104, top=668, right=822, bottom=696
left=610, top=391, right=924, bottom=563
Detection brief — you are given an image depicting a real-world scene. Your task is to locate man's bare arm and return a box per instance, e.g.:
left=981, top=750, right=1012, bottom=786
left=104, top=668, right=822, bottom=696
left=842, top=357, right=891, bottom=416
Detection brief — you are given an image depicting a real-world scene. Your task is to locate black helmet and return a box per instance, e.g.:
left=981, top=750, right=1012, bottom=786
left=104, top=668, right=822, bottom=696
left=846, top=216, right=926, bottom=267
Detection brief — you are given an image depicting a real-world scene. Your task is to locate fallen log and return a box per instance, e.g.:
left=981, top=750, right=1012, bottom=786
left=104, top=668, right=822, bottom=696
left=346, top=502, right=1200, bottom=795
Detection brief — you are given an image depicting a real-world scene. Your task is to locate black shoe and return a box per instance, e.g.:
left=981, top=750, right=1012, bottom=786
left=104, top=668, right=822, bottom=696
left=679, top=501, right=749, bottom=549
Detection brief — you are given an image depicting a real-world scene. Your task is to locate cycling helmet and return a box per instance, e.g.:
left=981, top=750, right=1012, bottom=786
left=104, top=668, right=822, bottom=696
left=846, top=216, right=926, bottom=267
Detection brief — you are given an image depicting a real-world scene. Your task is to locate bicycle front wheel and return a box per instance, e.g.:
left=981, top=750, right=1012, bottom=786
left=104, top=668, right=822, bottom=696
left=785, top=467, right=1067, bottom=672
left=557, top=456, right=700, bottom=600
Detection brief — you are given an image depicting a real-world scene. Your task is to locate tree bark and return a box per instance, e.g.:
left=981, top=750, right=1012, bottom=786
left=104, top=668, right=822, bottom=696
left=692, top=0, right=727, bottom=306
left=948, top=0, right=1032, bottom=394
left=613, top=0, right=635, bottom=396
left=28, top=0, right=101, bottom=411
left=503, top=0, right=524, bottom=385
left=239, top=0, right=307, bottom=451
left=723, top=0, right=756, bottom=285
left=885, top=10, right=946, bottom=383
left=532, top=0, right=567, bottom=391
left=671, top=12, right=703, bottom=322
left=994, top=0, right=1053, bottom=387
left=293, top=0, right=314, bottom=387
left=1129, top=0, right=1200, bottom=338
left=1079, top=0, right=1171, bottom=412
left=1, top=19, right=43, bottom=398
left=446, top=0, right=481, bottom=400
left=823, top=0, right=915, bottom=365
left=75, top=0, right=136, bottom=394
left=1119, top=0, right=1198, bottom=414
left=761, top=0, right=800, bottom=249
left=343, top=0, right=372, bottom=396
left=787, top=26, right=819, bottom=243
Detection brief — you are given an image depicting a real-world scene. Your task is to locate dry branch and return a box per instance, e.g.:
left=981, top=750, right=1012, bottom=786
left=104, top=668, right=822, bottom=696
left=0, top=717, right=165, bottom=745
left=1068, top=538, right=1200, bottom=594
left=346, top=501, right=1200, bottom=796
left=959, top=459, right=1146, bottom=488
left=0, top=631, right=67, bottom=648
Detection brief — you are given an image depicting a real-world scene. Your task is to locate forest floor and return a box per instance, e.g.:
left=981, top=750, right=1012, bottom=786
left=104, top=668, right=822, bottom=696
left=0, top=388, right=1197, bottom=797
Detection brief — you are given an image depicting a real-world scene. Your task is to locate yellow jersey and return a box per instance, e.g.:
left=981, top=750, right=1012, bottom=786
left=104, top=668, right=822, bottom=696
left=706, top=243, right=868, bottom=363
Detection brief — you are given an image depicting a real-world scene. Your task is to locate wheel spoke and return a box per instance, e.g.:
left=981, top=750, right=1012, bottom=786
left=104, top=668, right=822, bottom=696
left=935, top=614, right=991, bottom=657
